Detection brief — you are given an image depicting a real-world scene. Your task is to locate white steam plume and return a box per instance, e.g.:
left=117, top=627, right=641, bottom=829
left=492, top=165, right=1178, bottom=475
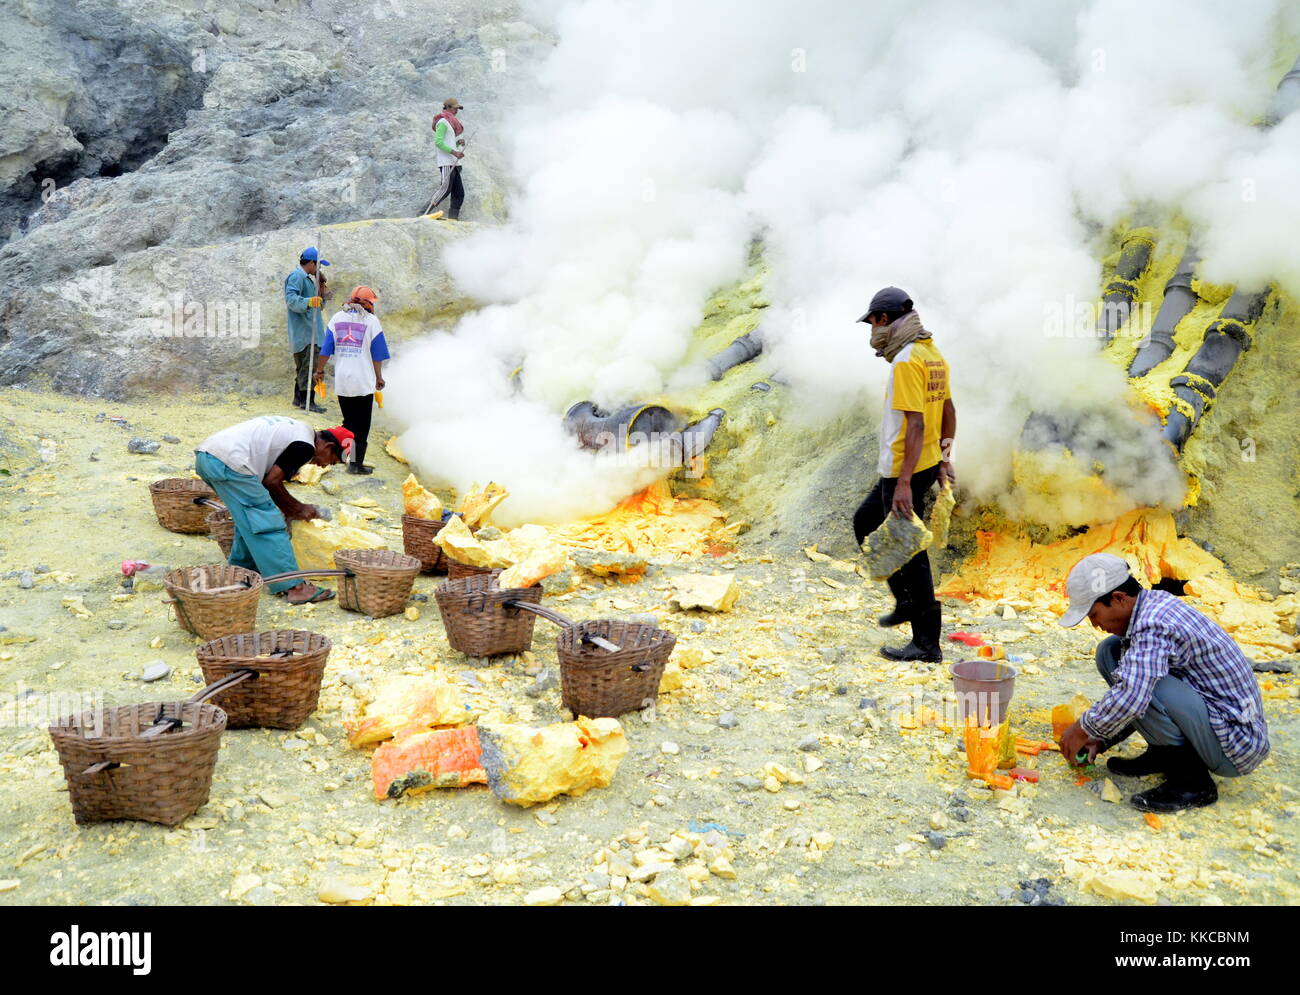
left=386, top=0, right=1300, bottom=527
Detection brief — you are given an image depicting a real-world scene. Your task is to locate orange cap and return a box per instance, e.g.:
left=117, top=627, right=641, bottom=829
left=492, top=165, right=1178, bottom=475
left=349, top=286, right=378, bottom=311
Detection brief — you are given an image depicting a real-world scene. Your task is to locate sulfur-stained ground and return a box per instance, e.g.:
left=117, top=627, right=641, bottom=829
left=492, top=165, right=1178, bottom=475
left=0, top=387, right=1296, bottom=907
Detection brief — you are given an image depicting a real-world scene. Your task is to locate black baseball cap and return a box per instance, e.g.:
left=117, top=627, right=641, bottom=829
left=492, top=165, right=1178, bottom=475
left=857, top=286, right=913, bottom=322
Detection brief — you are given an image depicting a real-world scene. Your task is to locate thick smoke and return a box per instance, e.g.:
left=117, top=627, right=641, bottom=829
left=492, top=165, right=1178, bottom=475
left=386, top=0, right=1300, bottom=527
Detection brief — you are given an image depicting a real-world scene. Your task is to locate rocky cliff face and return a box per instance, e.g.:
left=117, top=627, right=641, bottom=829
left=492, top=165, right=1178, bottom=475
left=0, top=0, right=544, bottom=397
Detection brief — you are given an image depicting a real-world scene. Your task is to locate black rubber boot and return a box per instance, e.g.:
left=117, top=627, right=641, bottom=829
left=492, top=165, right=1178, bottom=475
left=307, top=402, right=327, bottom=414
left=1106, top=743, right=1178, bottom=777
left=347, top=462, right=374, bottom=475
left=1130, top=744, right=1218, bottom=813
left=877, top=601, right=915, bottom=627
left=881, top=604, right=942, bottom=663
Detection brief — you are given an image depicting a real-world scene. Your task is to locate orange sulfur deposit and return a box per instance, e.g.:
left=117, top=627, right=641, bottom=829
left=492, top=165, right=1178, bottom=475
left=372, top=727, right=487, bottom=799
left=547, top=480, right=742, bottom=559
left=938, top=508, right=1299, bottom=658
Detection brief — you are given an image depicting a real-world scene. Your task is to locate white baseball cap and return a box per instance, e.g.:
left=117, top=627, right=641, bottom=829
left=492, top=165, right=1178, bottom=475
left=1060, top=553, right=1132, bottom=628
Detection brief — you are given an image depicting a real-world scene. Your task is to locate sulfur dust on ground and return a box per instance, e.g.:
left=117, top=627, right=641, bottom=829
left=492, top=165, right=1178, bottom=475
left=0, top=386, right=1296, bottom=907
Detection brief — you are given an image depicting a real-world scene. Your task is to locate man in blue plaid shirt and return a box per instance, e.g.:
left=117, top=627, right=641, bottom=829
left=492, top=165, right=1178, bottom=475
left=1058, top=553, right=1269, bottom=813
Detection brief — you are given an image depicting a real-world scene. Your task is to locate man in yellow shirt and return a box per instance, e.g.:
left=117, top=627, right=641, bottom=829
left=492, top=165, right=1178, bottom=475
left=852, top=287, right=956, bottom=663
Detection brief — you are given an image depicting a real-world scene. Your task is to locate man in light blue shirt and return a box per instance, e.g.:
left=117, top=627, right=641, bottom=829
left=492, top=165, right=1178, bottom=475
left=285, top=247, right=329, bottom=412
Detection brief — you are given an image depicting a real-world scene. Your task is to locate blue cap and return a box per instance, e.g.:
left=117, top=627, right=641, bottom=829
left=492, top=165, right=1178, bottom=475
left=300, top=247, right=330, bottom=265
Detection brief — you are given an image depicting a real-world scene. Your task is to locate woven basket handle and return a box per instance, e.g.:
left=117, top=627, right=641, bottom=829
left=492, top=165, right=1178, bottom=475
left=188, top=668, right=257, bottom=705
left=504, top=599, right=573, bottom=628
left=195, top=497, right=226, bottom=511
left=260, top=568, right=351, bottom=584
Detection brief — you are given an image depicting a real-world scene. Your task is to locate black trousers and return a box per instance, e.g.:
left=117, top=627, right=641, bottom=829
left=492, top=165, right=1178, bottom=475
left=431, top=165, right=464, bottom=219
left=338, top=394, right=373, bottom=464
left=852, top=462, right=941, bottom=609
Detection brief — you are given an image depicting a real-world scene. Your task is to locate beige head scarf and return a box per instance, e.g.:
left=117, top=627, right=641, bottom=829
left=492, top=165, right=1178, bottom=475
left=871, top=311, right=931, bottom=362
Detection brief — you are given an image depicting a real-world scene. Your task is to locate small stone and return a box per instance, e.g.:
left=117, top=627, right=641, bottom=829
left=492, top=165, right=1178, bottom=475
left=318, top=878, right=372, bottom=904
left=923, top=831, right=947, bottom=850
left=259, top=790, right=292, bottom=809
left=107, top=619, right=128, bottom=630
left=796, top=734, right=820, bottom=752
left=524, top=886, right=565, bottom=906
left=162, top=434, right=181, bottom=444
left=18, top=573, right=34, bottom=590
left=229, top=874, right=262, bottom=901
left=708, top=855, right=737, bottom=879
left=996, top=886, right=1014, bottom=900
left=660, top=741, right=680, bottom=756
left=141, top=662, right=171, bottom=683
left=802, top=755, right=824, bottom=773
left=690, top=620, right=707, bottom=633
left=735, top=776, right=762, bottom=791
left=929, top=812, right=949, bottom=831
left=404, top=605, right=420, bottom=621
left=646, top=869, right=691, bottom=906
left=951, top=807, right=971, bottom=823
left=127, top=437, right=161, bottom=454
left=717, top=711, right=739, bottom=729
left=321, top=480, right=340, bottom=496
left=525, top=669, right=558, bottom=697
left=0, top=880, right=18, bottom=893
left=664, top=836, right=694, bottom=861
left=34, top=565, right=50, bottom=574
left=1100, top=778, right=1123, bottom=804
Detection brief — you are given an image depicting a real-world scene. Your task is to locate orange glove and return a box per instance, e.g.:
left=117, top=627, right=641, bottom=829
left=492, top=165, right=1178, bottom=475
left=308, top=296, right=323, bottom=308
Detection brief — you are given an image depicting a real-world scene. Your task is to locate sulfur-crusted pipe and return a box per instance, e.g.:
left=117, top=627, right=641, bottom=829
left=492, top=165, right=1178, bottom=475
left=1098, top=227, right=1157, bottom=342
left=704, top=330, right=764, bottom=380
left=1160, top=288, right=1269, bottom=450
left=1129, top=244, right=1200, bottom=377
left=563, top=402, right=684, bottom=452
left=681, top=408, right=726, bottom=460
left=1267, top=53, right=1300, bottom=124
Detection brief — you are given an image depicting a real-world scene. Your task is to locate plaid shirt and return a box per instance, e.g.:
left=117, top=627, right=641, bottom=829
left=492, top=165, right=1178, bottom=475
left=1080, top=589, right=1270, bottom=774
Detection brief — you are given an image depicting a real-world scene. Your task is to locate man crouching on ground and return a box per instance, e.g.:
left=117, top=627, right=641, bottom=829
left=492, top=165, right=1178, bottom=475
left=1058, top=553, right=1269, bottom=813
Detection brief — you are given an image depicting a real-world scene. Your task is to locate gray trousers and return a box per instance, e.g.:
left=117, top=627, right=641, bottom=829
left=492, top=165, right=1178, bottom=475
left=292, top=347, right=313, bottom=400
left=1096, top=636, right=1240, bottom=777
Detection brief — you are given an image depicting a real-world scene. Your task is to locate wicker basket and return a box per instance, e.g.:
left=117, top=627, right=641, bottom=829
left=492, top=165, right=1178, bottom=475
left=435, top=572, right=544, bottom=657
left=195, top=629, right=332, bottom=729
left=446, top=557, right=498, bottom=581
left=150, top=478, right=218, bottom=534
left=334, top=549, right=421, bottom=618
left=402, top=514, right=448, bottom=572
left=163, top=564, right=263, bottom=639
left=49, top=700, right=227, bottom=825
left=556, top=619, right=676, bottom=718
left=206, top=509, right=236, bottom=558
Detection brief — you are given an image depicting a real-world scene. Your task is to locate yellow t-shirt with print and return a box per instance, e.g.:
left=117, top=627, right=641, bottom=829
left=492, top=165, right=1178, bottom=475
left=877, top=338, right=950, bottom=477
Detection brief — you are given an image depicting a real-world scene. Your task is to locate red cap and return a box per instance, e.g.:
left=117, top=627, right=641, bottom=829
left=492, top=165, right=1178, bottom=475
left=323, top=426, right=355, bottom=457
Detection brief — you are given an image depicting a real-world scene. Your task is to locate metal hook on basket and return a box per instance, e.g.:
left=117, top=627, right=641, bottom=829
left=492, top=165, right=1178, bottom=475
left=260, top=568, right=352, bottom=585
left=503, top=600, right=623, bottom=653
left=188, top=668, right=258, bottom=705
left=194, top=496, right=226, bottom=512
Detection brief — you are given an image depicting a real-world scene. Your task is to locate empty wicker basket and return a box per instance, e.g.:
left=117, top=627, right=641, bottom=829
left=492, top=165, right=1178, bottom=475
left=49, top=699, right=228, bottom=826
left=150, top=478, right=218, bottom=534
left=435, top=572, right=544, bottom=656
left=195, top=629, right=332, bottom=729
left=401, top=515, right=448, bottom=572
left=163, top=564, right=263, bottom=639
left=334, top=549, right=421, bottom=617
left=555, top=618, right=676, bottom=718
left=206, top=509, right=236, bottom=558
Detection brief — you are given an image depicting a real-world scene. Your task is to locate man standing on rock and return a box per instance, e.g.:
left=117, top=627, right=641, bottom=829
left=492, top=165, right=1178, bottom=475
left=852, top=287, right=956, bottom=663
left=285, top=247, right=329, bottom=412
left=195, top=415, right=352, bottom=604
left=427, top=97, right=467, bottom=219
left=1058, top=553, right=1270, bottom=813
